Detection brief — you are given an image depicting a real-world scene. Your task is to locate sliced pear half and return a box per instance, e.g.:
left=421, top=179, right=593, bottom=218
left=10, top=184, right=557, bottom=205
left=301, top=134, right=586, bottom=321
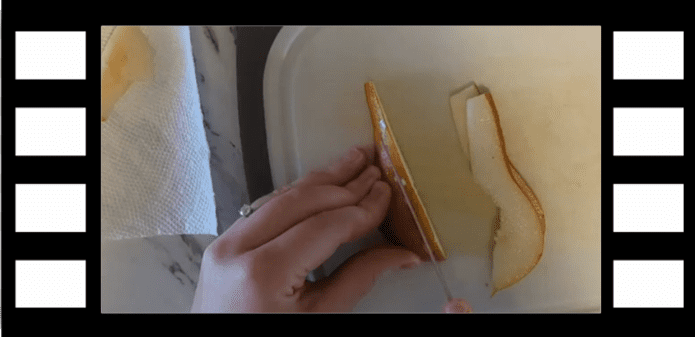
left=465, top=92, right=546, bottom=297
left=364, top=81, right=447, bottom=261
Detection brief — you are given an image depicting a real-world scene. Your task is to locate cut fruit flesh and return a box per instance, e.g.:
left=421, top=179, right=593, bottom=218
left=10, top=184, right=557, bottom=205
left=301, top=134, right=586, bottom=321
left=365, top=82, right=447, bottom=261
left=449, top=84, right=482, bottom=165
left=465, top=91, right=546, bottom=297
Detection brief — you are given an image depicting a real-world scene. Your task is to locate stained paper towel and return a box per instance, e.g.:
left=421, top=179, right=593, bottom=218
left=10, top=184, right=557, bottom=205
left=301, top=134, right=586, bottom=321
left=101, top=26, right=218, bottom=240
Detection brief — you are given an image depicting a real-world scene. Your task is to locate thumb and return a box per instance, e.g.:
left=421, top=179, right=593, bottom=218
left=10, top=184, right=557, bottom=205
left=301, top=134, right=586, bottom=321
left=308, top=245, right=421, bottom=312
left=442, top=298, right=473, bottom=313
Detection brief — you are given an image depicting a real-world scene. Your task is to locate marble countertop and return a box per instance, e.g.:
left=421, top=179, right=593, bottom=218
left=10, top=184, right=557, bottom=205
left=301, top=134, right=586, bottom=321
left=101, top=26, right=260, bottom=313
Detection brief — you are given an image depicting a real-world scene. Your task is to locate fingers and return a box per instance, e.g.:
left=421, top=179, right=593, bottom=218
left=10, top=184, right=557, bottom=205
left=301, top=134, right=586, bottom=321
left=303, top=245, right=421, bottom=312
left=443, top=299, right=473, bottom=313
left=294, top=145, right=376, bottom=188
left=219, top=167, right=383, bottom=256
left=344, top=165, right=381, bottom=198
left=354, top=144, right=376, bottom=166
left=259, top=181, right=392, bottom=288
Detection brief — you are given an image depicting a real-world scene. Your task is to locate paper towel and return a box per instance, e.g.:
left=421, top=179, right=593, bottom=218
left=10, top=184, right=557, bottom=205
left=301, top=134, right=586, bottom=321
left=101, top=26, right=218, bottom=240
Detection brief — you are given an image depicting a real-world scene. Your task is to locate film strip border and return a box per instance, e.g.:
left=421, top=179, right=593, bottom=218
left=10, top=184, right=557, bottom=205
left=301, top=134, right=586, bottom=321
left=0, top=15, right=686, bottom=332
left=606, top=27, right=686, bottom=312
left=1, top=3, right=101, bottom=331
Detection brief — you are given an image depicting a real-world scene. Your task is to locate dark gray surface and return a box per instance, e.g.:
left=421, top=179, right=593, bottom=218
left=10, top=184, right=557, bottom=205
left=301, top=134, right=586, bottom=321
left=236, top=26, right=282, bottom=201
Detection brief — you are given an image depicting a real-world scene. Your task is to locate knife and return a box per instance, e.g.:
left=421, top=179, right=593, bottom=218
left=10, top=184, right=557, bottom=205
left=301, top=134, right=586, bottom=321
left=394, top=171, right=454, bottom=302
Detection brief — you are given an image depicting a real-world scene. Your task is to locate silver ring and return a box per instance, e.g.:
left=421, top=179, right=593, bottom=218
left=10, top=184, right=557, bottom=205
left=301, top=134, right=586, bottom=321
left=238, top=204, right=254, bottom=217
left=238, top=183, right=294, bottom=218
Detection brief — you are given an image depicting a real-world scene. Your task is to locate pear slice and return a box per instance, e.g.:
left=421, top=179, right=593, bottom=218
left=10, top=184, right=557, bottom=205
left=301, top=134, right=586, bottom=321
left=365, top=81, right=447, bottom=261
left=101, top=26, right=155, bottom=122
left=449, top=83, right=482, bottom=167
left=465, top=92, right=546, bottom=297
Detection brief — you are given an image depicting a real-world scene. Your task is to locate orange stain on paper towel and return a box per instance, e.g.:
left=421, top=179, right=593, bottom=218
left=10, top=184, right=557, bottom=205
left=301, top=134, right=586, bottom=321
left=101, top=26, right=155, bottom=122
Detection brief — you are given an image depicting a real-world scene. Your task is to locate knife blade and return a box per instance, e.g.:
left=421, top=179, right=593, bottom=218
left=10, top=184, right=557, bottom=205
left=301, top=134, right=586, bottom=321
left=393, top=172, right=454, bottom=302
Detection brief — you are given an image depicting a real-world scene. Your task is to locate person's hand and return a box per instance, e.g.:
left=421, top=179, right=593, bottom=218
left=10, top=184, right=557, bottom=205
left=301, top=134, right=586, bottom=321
left=190, top=145, right=422, bottom=313
left=442, top=298, right=473, bottom=313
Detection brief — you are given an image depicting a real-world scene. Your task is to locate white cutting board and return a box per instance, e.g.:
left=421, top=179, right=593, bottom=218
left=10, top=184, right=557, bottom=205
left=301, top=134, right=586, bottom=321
left=264, top=26, right=601, bottom=312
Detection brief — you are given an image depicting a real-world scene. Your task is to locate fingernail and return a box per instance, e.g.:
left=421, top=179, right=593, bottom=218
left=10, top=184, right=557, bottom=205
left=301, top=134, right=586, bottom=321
left=368, top=165, right=381, bottom=180
left=344, top=147, right=363, bottom=163
left=400, top=256, right=421, bottom=270
left=445, top=299, right=473, bottom=313
left=374, top=181, right=389, bottom=198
